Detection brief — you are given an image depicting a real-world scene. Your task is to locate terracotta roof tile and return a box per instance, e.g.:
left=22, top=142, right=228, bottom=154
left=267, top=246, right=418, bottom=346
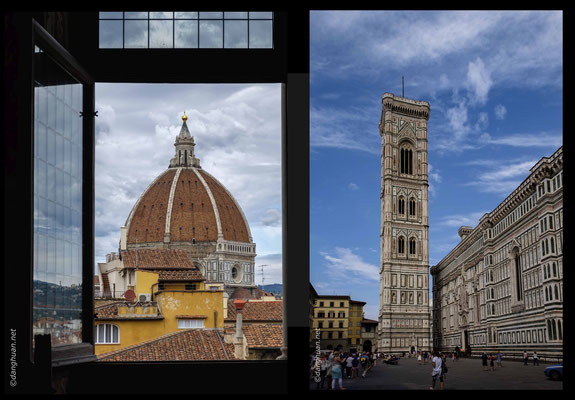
left=121, top=248, right=199, bottom=271
left=154, top=269, right=204, bottom=281
left=243, top=324, right=283, bottom=349
left=229, top=287, right=255, bottom=300
left=226, top=300, right=283, bottom=322
left=97, top=329, right=236, bottom=361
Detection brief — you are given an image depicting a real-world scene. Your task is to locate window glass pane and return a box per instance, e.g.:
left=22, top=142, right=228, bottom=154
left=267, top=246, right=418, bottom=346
left=150, top=11, right=173, bottom=19
left=175, top=20, right=198, bottom=48
left=249, top=20, right=272, bottom=48
left=125, top=20, right=148, bottom=48
left=175, top=12, right=198, bottom=19
left=33, top=45, right=83, bottom=348
left=99, top=19, right=124, bottom=48
left=105, top=324, right=111, bottom=342
left=125, top=12, right=148, bottom=19
left=199, top=21, right=223, bottom=48
left=224, top=20, right=248, bottom=48
left=112, top=325, right=119, bottom=343
left=200, top=12, right=223, bottom=19
left=249, top=12, right=272, bottom=19
left=99, top=12, right=123, bottom=19
left=150, top=20, right=173, bottom=48
left=225, top=12, right=248, bottom=19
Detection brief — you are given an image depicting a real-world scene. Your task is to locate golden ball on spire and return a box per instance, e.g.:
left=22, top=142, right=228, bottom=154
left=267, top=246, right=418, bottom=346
left=182, top=111, right=188, bottom=122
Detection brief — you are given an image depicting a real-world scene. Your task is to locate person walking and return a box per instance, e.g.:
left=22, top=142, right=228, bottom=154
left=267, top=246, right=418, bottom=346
left=360, top=352, right=369, bottom=378
left=423, top=351, right=428, bottom=364
left=330, top=352, right=345, bottom=390
left=497, top=352, right=503, bottom=368
left=523, top=351, right=528, bottom=366
left=430, top=352, right=444, bottom=390
left=482, top=352, right=488, bottom=371
left=533, top=351, right=539, bottom=366
left=345, top=353, right=354, bottom=378
left=418, top=351, right=422, bottom=365
left=489, top=354, right=495, bottom=371
left=351, top=353, right=359, bottom=378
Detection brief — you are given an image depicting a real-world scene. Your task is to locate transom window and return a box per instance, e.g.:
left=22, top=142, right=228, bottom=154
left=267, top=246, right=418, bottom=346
left=177, top=319, right=205, bottom=329
left=99, top=11, right=273, bottom=49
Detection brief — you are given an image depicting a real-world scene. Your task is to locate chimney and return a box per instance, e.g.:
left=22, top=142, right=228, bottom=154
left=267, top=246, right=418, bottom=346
left=233, top=299, right=247, bottom=360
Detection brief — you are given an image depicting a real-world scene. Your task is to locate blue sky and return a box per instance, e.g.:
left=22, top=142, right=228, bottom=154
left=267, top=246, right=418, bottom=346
left=309, top=10, right=563, bottom=320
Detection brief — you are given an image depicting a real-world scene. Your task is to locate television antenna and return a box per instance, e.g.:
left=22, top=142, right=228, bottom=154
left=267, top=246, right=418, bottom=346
left=258, top=265, right=269, bottom=290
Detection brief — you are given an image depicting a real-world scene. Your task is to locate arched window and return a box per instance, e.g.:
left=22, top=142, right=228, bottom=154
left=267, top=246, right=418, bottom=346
left=547, top=320, right=552, bottom=340
left=409, top=238, right=416, bottom=255
left=492, top=304, right=495, bottom=315
left=398, top=196, right=405, bottom=215
left=545, top=287, right=549, bottom=301
left=552, top=319, right=557, bottom=340
left=551, top=237, right=555, bottom=253
left=409, top=198, right=416, bottom=216
left=96, top=324, right=120, bottom=344
left=515, top=251, right=523, bottom=301
left=544, top=265, right=548, bottom=279
left=558, top=320, right=562, bottom=340
left=554, top=285, right=559, bottom=301
left=399, top=145, right=413, bottom=175
left=552, top=263, right=557, bottom=277
left=398, top=236, right=405, bottom=254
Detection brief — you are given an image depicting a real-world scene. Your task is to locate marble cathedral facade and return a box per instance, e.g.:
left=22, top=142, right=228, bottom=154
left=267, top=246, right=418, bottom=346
left=378, top=93, right=432, bottom=354
left=430, top=147, right=563, bottom=361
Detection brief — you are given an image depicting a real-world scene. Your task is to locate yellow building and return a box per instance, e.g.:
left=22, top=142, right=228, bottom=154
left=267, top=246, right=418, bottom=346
left=311, top=295, right=350, bottom=351
left=348, top=300, right=366, bottom=352
left=94, top=248, right=225, bottom=356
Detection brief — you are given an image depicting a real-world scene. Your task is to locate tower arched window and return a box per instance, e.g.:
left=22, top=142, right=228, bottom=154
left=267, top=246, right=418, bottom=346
left=552, top=263, right=557, bottom=277
left=409, top=198, right=416, bottom=217
left=398, top=236, right=405, bottom=254
left=554, top=285, right=559, bottom=301
left=409, top=237, right=416, bottom=255
left=398, top=197, right=405, bottom=215
left=399, top=145, right=413, bottom=175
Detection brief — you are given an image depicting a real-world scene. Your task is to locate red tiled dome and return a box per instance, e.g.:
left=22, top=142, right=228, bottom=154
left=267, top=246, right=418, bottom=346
left=125, top=167, right=252, bottom=245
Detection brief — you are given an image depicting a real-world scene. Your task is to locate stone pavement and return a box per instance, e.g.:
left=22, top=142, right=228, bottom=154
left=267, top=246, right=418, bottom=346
left=310, top=356, right=563, bottom=390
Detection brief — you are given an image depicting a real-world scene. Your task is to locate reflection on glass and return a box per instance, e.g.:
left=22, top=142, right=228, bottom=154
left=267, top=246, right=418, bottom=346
left=199, top=21, right=223, bottom=48
left=150, top=20, right=173, bottom=48
left=175, top=20, right=198, bottom=48
left=224, top=20, right=247, bottom=48
left=125, top=20, right=148, bottom=48
left=249, top=20, right=273, bottom=48
left=33, top=45, right=83, bottom=347
left=99, top=20, right=123, bottom=48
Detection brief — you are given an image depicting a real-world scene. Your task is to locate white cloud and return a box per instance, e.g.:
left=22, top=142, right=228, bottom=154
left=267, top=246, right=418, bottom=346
left=494, top=104, right=507, bottom=120
left=348, top=182, right=359, bottom=191
left=463, top=159, right=537, bottom=195
left=466, top=57, right=493, bottom=105
left=436, top=212, right=487, bottom=228
left=320, top=247, right=379, bottom=283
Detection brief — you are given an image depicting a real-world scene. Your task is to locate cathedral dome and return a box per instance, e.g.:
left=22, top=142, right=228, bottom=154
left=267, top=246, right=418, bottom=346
left=123, top=114, right=253, bottom=247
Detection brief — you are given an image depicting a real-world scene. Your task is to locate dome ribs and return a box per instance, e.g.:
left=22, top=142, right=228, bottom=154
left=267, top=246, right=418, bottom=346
left=127, top=169, right=176, bottom=244
left=170, top=169, right=217, bottom=242
left=198, top=170, right=250, bottom=243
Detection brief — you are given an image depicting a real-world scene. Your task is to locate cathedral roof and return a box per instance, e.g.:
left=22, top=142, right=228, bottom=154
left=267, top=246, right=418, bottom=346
left=124, top=114, right=253, bottom=246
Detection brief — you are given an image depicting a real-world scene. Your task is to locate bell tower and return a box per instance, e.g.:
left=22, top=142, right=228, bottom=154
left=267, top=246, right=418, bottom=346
left=378, top=92, right=431, bottom=354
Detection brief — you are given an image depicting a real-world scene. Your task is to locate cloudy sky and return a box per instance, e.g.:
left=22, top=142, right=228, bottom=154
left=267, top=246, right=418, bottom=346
left=95, top=83, right=283, bottom=285
left=309, top=10, right=563, bottom=320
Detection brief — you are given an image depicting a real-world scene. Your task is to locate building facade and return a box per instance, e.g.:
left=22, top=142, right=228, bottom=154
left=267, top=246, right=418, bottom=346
left=348, top=300, right=366, bottom=352
left=378, top=92, right=432, bottom=354
left=311, top=295, right=350, bottom=351
left=431, top=147, right=563, bottom=361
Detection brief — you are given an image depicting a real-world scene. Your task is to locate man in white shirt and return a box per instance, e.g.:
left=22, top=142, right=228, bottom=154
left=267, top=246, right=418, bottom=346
left=430, top=351, right=444, bottom=390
